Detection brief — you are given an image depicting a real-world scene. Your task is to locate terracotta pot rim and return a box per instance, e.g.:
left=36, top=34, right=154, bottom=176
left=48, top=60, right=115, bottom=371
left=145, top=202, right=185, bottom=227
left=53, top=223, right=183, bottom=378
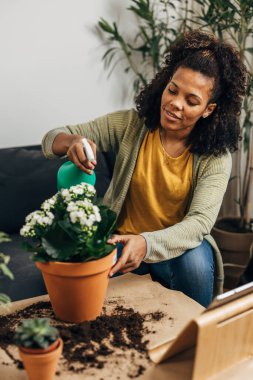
left=217, top=216, right=253, bottom=221
left=19, top=338, right=63, bottom=357
left=35, top=249, right=116, bottom=277
left=213, top=225, right=253, bottom=237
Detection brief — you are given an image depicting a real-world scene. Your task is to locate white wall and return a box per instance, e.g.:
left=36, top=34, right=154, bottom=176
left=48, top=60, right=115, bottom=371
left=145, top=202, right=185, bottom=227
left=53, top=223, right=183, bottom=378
left=0, top=0, right=134, bottom=148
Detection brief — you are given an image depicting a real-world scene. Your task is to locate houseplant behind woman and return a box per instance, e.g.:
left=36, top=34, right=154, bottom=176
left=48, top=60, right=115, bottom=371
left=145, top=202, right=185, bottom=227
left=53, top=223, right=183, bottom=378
left=42, top=30, right=248, bottom=308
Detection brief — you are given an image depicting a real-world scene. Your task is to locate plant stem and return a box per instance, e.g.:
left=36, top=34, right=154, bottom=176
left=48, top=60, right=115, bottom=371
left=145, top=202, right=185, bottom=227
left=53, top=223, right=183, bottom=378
left=119, top=37, right=147, bottom=87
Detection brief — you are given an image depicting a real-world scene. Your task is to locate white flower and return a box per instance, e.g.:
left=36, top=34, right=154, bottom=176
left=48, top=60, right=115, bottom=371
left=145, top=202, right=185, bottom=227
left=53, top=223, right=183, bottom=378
left=67, top=202, right=78, bottom=212
left=61, top=183, right=96, bottom=203
left=20, top=225, right=35, bottom=237
left=70, top=211, right=78, bottom=224
left=46, top=211, right=54, bottom=221
left=61, top=189, right=69, bottom=197
left=72, top=187, right=84, bottom=195
left=66, top=198, right=101, bottom=230
left=20, top=182, right=109, bottom=248
left=21, top=209, right=55, bottom=238
left=41, top=196, right=56, bottom=211
left=42, top=216, right=53, bottom=226
left=85, top=218, right=93, bottom=227
left=93, top=206, right=101, bottom=222
left=25, top=211, right=37, bottom=224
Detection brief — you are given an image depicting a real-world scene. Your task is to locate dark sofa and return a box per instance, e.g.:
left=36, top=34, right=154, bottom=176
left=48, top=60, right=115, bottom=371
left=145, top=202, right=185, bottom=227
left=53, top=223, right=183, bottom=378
left=0, top=145, right=115, bottom=301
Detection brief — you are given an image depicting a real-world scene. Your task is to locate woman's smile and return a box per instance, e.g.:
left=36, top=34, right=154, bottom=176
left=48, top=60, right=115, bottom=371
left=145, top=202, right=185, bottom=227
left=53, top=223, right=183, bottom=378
left=162, top=106, right=182, bottom=121
left=160, top=66, right=216, bottom=136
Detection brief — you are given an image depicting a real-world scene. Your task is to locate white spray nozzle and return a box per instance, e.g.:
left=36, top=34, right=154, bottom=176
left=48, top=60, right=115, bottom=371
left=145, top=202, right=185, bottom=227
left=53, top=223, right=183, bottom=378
left=82, top=138, right=95, bottom=162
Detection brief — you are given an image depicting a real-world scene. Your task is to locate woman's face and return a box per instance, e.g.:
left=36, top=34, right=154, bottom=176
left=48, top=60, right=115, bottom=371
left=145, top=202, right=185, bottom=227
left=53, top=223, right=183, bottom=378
left=160, top=66, right=216, bottom=137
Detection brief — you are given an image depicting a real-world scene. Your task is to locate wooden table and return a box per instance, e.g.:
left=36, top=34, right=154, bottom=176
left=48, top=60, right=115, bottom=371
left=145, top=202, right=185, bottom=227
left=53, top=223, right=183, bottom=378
left=1, top=273, right=252, bottom=379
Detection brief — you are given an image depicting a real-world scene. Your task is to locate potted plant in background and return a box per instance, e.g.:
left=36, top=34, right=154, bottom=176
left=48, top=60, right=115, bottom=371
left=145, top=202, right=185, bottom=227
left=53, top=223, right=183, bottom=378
left=20, top=183, right=117, bottom=323
left=191, top=0, right=253, bottom=288
left=14, top=318, right=62, bottom=380
left=97, top=0, right=253, bottom=289
left=98, top=0, right=186, bottom=94
left=0, top=231, right=14, bottom=305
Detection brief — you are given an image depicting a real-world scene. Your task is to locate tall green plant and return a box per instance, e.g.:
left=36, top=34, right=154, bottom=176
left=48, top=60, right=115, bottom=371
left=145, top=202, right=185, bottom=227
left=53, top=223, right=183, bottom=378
left=190, top=0, right=253, bottom=230
left=98, top=0, right=189, bottom=93
left=97, top=0, right=253, bottom=231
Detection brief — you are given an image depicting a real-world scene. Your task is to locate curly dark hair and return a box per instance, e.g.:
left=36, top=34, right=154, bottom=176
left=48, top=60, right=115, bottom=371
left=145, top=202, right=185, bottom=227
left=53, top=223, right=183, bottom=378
left=135, top=30, right=249, bottom=156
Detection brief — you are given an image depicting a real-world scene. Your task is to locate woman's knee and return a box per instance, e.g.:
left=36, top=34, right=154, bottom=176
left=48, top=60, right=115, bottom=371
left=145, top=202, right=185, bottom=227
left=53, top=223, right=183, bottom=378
left=174, top=240, right=214, bottom=277
left=150, top=240, right=215, bottom=307
left=170, top=240, right=214, bottom=307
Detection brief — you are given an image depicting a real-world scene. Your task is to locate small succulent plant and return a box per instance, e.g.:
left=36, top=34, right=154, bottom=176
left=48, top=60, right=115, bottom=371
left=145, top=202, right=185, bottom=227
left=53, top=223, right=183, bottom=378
left=14, top=318, right=59, bottom=349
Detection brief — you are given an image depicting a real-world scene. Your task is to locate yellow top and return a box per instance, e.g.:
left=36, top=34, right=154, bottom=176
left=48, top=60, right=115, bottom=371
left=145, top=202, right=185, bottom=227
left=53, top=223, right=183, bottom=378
left=117, top=128, right=193, bottom=234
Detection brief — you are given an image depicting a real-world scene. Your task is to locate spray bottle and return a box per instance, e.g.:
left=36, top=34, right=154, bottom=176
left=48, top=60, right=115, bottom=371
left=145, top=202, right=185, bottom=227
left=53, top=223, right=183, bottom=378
left=57, top=138, right=96, bottom=190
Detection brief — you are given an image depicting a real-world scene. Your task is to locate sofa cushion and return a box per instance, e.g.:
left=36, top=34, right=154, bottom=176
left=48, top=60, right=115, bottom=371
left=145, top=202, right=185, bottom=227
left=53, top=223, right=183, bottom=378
left=0, top=145, right=114, bottom=233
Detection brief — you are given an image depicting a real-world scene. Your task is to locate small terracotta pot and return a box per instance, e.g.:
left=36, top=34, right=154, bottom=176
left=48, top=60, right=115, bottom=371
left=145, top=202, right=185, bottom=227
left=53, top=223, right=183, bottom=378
left=36, top=249, right=116, bottom=323
left=20, top=338, right=59, bottom=355
left=19, top=338, right=63, bottom=380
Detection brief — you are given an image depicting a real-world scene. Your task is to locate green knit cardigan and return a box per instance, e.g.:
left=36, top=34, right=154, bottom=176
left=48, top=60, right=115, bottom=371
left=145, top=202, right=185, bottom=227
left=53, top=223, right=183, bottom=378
left=42, top=109, right=232, bottom=296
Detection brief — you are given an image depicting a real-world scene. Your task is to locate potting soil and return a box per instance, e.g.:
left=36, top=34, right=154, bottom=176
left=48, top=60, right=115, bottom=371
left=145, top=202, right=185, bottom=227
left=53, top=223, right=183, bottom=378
left=0, top=301, right=168, bottom=378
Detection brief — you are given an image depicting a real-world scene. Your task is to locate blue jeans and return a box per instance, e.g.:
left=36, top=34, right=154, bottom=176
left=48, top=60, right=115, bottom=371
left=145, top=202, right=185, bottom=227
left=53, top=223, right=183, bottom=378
left=116, top=240, right=214, bottom=308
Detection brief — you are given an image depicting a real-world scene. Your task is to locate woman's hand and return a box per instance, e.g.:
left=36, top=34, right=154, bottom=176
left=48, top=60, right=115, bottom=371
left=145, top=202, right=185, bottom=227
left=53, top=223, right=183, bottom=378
left=67, top=136, right=97, bottom=174
left=52, top=133, right=97, bottom=174
left=107, top=234, right=147, bottom=276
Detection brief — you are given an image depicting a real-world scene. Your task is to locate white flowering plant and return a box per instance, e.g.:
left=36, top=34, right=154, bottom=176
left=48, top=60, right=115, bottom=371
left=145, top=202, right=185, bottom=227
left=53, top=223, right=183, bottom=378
left=20, top=183, right=116, bottom=262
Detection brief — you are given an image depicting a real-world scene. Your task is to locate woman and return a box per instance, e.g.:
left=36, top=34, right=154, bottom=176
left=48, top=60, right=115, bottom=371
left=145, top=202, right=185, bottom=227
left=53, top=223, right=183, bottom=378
left=42, top=30, right=248, bottom=307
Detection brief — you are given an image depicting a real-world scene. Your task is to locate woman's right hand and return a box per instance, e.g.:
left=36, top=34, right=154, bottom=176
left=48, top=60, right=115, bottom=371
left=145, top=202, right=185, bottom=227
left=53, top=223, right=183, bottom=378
left=67, top=136, right=97, bottom=174
left=52, top=132, right=97, bottom=173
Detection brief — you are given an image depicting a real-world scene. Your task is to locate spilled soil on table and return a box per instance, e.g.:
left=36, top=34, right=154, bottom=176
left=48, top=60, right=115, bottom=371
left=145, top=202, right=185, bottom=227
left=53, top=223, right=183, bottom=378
left=0, top=301, right=166, bottom=378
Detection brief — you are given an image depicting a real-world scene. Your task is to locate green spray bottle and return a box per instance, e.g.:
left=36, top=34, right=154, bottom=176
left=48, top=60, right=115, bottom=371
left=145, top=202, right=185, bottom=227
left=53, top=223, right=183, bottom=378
left=57, top=138, right=96, bottom=190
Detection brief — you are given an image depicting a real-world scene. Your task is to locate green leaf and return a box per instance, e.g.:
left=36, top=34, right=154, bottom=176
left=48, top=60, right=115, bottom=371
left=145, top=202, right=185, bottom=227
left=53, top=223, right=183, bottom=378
left=14, top=318, right=59, bottom=349
left=40, top=223, right=79, bottom=261
left=0, top=263, right=14, bottom=280
left=21, top=241, right=39, bottom=252
left=0, top=252, right=10, bottom=264
left=98, top=18, right=115, bottom=35
left=0, top=293, right=11, bottom=306
left=242, top=118, right=252, bottom=151
left=0, top=253, right=14, bottom=279
left=41, top=236, right=77, bottom=261
left=81, top=205, right=116, bottom=260
left=57, top=219, right=79, bottom=240
left=128, top=0, right=154, bottom=22
left=84, top=242, right=115, bottom=261
left=0, top=232, right=11, bottom=243
left=245, top=48, right=253, bottom=55
left=95, top=206, right=116, bottom=239
left=102, top=47, right=117, bottom=61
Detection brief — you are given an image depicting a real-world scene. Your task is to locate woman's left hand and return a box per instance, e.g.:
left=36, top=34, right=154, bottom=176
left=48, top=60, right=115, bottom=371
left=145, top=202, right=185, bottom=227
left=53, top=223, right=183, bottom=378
left=107, top=234, right=147, bottom=277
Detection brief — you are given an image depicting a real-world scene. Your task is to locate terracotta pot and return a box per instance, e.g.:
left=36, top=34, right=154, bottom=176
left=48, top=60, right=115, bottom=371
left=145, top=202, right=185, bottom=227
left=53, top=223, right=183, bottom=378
left=20, top=339, right=60, bottom=355
left=36, top=249, right=116, bottom=323
left=212, top=217, right=253, bottom=289
left=19, top=337, right=63, bottom=380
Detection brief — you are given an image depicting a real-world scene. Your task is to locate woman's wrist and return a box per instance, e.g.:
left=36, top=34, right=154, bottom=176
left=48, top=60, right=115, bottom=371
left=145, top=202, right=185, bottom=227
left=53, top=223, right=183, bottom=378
left=52, top=133, right=82, bottom=156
